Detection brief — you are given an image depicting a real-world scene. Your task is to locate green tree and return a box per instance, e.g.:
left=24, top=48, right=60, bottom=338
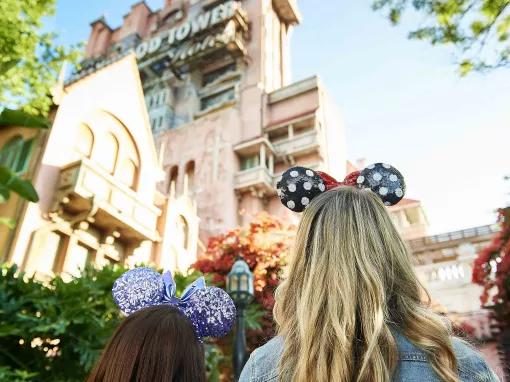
left=0, top=0, right=81, bottom=116
left=373, top=0, right=510, bottom=74
left=0, top=108, right=50, bottom=227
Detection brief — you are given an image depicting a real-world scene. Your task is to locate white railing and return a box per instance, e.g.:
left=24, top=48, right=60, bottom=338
left=234, top=166, right=273, bottom=190
left=272, top=130, right=319, bottom=156
left=415, top=256, right=476, bottom=287
left=56, top=159, right=160, bottom=236
left=408, top=224, right=500, bottom=250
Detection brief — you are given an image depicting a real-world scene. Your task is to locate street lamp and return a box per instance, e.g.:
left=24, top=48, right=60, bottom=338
left=226, top=256, right=254, bottom=381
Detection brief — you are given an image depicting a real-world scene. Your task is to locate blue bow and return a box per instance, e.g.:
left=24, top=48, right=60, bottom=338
left=161, top=271, right=206, bottom=306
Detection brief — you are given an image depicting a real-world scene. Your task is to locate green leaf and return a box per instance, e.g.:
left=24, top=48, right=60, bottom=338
left=372, top=0, right=510, bottom=74
left=0, top=109, right=50, bottom=129
left=0, top=185, right=10, bottom=202
left=245, top=302, right=265, bottom=330
left=0, top=166, right=38, bottom=202
left=459, top=60, right=474, bottom=76
left=0, top=217, right=15, bottom=228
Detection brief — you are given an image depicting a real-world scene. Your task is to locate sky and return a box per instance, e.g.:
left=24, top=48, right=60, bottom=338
left=50, top=0, right=510, bottom=234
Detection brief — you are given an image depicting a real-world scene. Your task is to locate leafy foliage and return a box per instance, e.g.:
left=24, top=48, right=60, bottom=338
left=0, top=108, right=51, bottom=130
left=373, top=0, right=510, bottom=74
left=0, top=0, right=81, bottom=116
left=193, top=213, right=294, bottom=350
left=0, top=166, right=39, bottom=203
left=0, top=107, right=53, bottom=226
left=0, top=263, right=127, bottom=381
left=472, top=207, right=510, bottom=324
left=0, top=263, right=227, bottom=381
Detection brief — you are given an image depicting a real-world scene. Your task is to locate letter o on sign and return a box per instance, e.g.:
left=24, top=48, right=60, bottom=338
left=148, top=36, right=162, bottom=54
left=135, top=42, right=149, bottom=59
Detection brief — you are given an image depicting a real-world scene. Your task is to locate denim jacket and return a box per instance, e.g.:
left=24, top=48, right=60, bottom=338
left=239, top=333, right=500, bottom=382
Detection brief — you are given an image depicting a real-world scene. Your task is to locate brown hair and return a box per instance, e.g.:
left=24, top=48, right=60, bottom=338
left=87, top=305, right=206, bottom=382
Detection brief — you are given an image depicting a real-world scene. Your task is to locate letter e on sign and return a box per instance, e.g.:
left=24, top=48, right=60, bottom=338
left=210, top=3, right=224, bottom=25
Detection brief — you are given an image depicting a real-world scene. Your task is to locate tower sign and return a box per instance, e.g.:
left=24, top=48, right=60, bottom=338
left=135, top=1, right=237, bottom=60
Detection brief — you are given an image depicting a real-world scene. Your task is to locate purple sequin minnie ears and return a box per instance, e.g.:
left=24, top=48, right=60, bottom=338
left=276, top=163, right=406, bottom=212
left=112, top=267, right=236, bottom=341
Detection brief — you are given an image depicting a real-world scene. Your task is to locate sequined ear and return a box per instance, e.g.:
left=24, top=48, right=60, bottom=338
left=180, top=287, right=236, bottom=339
left=112, top=268, right=165, bottom=315
left=276, top=166, right=326, bottom=212
left=356, top=163, right=406, bottom=206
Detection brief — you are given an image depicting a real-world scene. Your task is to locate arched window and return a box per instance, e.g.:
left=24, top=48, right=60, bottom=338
left=176, top=215, right=189, bottom=250
left=75, top=124, right=94, bottom=158
left=117, top=159, right=138, bottom=189
left=0, top=135, right=34, bottom=174
left=168, top=165, right=178, bottom=197
left=101, top=133, right=119, bottom=174
left=184, top=160, right=195, bottom=194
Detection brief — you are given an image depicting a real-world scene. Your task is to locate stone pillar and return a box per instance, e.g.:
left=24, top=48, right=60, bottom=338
left=260, top=144, right=266, bottom=169
left=288, top=124, right=294, bottom=139
left=268, top=153, right=274, bottom=174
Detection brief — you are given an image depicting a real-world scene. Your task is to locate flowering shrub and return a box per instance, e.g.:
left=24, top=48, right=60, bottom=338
left=472, top=207, right=510, bottom=324
left=193, top=213, right=294, bottom=349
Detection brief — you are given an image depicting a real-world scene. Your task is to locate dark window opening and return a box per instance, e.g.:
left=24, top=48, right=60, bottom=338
left=200, top=87, right=235, bottom=110
left=202, top=62, right=237, bottom=86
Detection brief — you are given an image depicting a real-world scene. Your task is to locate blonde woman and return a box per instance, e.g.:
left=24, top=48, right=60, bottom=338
left=239, top=164, right=499, bottom=382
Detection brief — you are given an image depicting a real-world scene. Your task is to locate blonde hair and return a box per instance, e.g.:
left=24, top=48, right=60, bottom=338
left=273, top=186, right=459, bottom=382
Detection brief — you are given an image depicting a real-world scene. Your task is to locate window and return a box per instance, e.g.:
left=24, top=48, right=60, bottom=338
left=158, top=116, right=163, bottom=129
left=200, top=87, right=235, bottom=111
left=61, top=241, right=92, bottom=277
left=101, top=133, right=119, bottom=174
left=117, top=159, right=138, bottom=189
left=75, top=124, right=94, bottom=158
left=168, top=165, right=178, bottom=197
left=26, top=230, right=65, bottom=275
left=240, top=155, right=259, bottom=170
left=184, top=161, right=195, bottom=193
left=177, top=215, right=189, bottom=250
left=0, top=135, right=34, bottom=174
left=202, top=63, right=236, bottom=86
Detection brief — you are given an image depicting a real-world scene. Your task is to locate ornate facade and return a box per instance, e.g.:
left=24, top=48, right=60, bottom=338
left=82, top=0, right=346, bottom=245
left=0, top=54, right=198, bottom=276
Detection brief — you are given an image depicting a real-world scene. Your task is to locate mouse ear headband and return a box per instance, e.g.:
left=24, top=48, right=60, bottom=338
left=276, top=163, right=406, bottom=212
left=112, top=267, right=236, bottom=341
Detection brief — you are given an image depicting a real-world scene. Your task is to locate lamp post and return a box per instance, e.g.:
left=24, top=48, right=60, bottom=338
left=226, top=256, right=254, bottom=381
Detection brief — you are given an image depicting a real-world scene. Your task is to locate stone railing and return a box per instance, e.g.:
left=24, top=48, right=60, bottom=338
left=234, top=166, right=273, bottom=193
left=408, top=224, right=500, bottom=252
left=54, top=158, right=160, bottom=241
left=272, top=130, right=320, bottom=157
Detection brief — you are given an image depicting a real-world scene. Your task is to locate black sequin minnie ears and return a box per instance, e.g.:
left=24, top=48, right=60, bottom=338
left=276, top=163, right=406, bottom=212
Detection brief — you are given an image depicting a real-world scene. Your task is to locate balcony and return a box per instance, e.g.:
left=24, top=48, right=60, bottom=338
left=234, top=166, right=274, bottom=195
left=408, top=224, right=500, bottom=253
left=416, top=257, right=475, bottom=287
left=52, top=159, right=161, bottom=243
left=272, top=130, right=320, bottom=158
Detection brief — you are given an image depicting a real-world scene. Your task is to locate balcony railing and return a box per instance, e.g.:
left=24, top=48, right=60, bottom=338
left=234, top=166, right=273, bottom=194
left=272, top=130, right=320, bottom=157
left=415, top=255, right=479, bottom=289
left=408, top=224, right=500, bottom=251
left=53, top=159, right=160, bottom=242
